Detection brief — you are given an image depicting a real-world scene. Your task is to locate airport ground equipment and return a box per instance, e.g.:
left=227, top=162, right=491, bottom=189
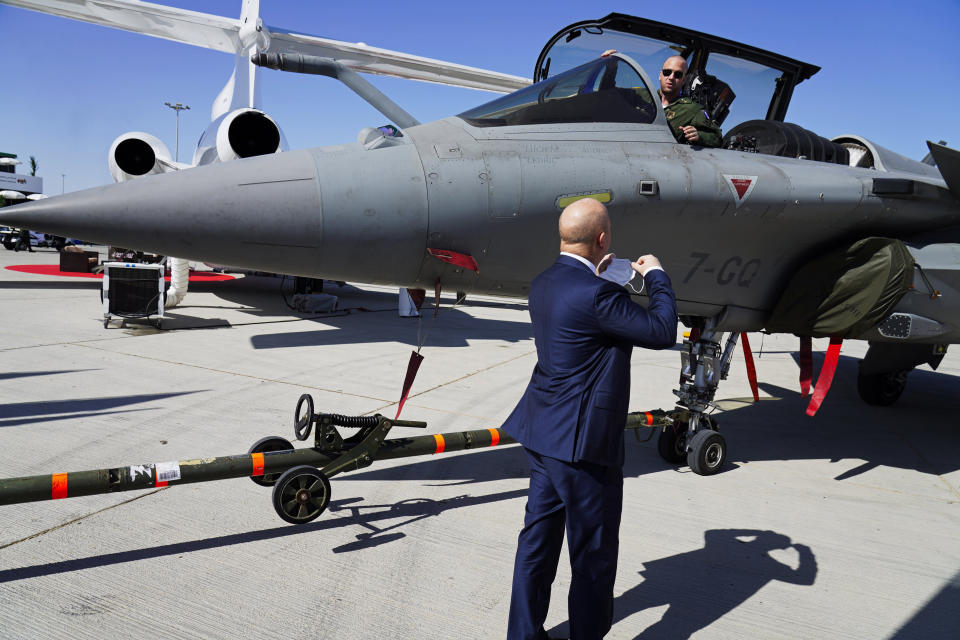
left=102, top=261, right=165, bottom=329
left=0, top=397, right=686, bottom=524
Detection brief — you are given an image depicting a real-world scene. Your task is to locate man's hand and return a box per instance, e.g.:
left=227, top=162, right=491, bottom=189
left=596, top=252, right=615, bottom=275
left=632, top=255, right=662, bottom=276
left=601, top=49, right=617, bottom=57
left=681, top=126, right=700, bottom=143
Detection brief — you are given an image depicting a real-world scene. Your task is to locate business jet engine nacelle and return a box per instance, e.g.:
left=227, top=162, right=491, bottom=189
left=193, top=108, right=288, bottom=166
left=108, top=132, right=175, bottom=183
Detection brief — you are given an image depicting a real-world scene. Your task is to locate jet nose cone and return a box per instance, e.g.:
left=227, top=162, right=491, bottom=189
left=0, top=150, right=322, bottom=274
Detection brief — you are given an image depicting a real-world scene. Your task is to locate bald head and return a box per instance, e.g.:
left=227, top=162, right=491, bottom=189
left=663, top=55, right=687, bottom=70
left=558, top=198, right=611, bottom=264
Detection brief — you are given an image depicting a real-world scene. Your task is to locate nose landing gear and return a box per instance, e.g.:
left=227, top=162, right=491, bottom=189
left=658, top=321, right=738, bottom=476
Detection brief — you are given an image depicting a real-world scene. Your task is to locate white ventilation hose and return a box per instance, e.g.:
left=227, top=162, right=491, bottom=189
left=164, top=257, right=190, bottom=308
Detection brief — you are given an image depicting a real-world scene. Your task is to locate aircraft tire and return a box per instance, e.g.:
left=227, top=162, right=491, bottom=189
left=687, top=429, right=726, bottom=476
left=272, top=465, right=331, bottom=525
left=657, top=423, right=687, bottom=464
left=247, top=436, right=295, bottom=486
left=857, top=370, right=908, bottom=406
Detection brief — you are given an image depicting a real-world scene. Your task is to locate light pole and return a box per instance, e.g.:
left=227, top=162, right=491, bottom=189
left=164, top=102, right=191, bottom=162
left=61, top=174, right=65, bottom=194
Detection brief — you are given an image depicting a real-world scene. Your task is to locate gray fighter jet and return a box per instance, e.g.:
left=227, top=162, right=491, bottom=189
left=4, top=13, right=959, bottom=474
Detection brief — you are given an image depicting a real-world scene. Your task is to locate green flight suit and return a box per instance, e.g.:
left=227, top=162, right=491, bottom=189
left=663, top=95, right=722, bottom=148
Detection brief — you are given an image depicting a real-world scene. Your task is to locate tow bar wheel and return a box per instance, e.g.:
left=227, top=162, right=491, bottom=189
left=247, top=436, right=295, bottom=487
left=272, top=465, right=331, bottom=524
left=687, top=429, right=726, bottom=476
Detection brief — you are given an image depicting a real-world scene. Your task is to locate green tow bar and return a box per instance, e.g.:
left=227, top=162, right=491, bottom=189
left=0, top=394, right=670, bottom=524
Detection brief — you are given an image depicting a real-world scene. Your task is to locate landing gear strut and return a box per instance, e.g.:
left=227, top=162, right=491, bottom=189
left=658, top=321, right=740, bottom=475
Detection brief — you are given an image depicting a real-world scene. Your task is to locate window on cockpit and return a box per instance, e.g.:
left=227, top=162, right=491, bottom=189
left=703, top=53, right=780, bottom=126
left=458, top=57, right=657, bottom=127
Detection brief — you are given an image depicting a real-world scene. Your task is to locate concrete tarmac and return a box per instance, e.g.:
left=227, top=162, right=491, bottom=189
left=0, top=246, right=957, bottom=639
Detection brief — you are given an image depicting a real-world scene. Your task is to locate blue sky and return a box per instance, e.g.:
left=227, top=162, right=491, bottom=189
left=2, top=0, right=958, bottom=193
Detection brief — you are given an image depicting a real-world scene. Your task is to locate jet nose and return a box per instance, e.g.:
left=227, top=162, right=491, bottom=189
left=0, top=149, right=322, bottom=275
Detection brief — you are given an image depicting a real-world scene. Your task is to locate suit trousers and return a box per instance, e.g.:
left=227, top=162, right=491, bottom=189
left=507, top=448, right=623, bottom=640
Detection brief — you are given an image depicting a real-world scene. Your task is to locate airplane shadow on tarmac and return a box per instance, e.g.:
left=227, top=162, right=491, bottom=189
left=0, top=369, right=96, bottom=381
left=0, top=391, right=203, bottom=428
left=249, top=306, right=534, bottom=349
left=339, top=349, right=960, bottom=484
left=548, top=529, right=818, bottom=640
left=722, top=350, right=960, bottom=479
left=0, top=487, right=529, bottom=583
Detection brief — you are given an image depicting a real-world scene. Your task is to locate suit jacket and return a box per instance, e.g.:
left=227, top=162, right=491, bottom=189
left=502, top=254, right=678, bottom=466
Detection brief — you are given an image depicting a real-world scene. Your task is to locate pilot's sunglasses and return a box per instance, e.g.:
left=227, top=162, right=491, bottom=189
left=661, top=69, right=684, bottom=78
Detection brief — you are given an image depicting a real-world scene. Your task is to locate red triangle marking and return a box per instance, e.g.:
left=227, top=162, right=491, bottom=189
left=731, top=178, right=752, bottom=200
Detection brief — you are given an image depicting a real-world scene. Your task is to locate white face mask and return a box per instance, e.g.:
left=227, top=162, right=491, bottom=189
left=597, top=258, right=644, bottom=294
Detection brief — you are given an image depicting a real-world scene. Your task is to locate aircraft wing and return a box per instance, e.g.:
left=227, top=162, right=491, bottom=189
left=2, top=0, right=531, bottom=93
left=1, top=0, right=240, bottom=52
left=267, top=29, right=530, bottom=93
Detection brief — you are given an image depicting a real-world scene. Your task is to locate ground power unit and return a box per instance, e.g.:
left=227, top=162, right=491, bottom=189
left=102, top=262, right=165, bottom=328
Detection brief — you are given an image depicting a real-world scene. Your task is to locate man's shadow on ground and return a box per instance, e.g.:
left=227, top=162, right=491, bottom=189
left=549, top=529, right=817, bottom=639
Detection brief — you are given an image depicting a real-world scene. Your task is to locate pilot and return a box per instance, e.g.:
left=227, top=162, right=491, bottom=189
left=602, top=51, right=722, bottom=147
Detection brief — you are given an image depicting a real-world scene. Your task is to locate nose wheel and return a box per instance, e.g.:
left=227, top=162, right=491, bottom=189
left=272, top=465, right=332, bottom=524
left=657, top=422, right=687, bottom=464
left=657, top=416, right=726, bottom=476
left=686, top=429, right=726, bottom=476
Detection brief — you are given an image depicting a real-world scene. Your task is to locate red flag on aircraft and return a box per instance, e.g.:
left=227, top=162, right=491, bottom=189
left=427, top=248, right=479, bottom=272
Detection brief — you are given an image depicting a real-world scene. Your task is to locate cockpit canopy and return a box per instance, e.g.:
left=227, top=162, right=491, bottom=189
left=459, top=56, right=657, bottom=128
left=532, top=14, right=819, bottom=128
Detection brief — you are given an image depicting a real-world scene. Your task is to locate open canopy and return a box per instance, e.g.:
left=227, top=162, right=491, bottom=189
left=532, top=14, right=819, bottom=128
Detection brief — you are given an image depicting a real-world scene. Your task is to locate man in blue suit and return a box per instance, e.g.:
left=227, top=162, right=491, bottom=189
left=504, top=198, right=678, bottom=640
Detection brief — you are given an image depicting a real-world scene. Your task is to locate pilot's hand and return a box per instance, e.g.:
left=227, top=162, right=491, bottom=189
left=632, top=255, right=662, bottom=276
left=601, top=49, right=617, bottom=57
left=596, top=252, right=615, bottom=275
left=681, top=126, right=700, bottom=143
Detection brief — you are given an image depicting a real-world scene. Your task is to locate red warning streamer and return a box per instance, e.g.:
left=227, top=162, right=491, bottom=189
left=395, top=350, right=425, bottom=419
left=806, top=336, right=843, bottom=417
left=799, top=336, right=813, bottom=399
left=741, top=332, right=760, bottom=403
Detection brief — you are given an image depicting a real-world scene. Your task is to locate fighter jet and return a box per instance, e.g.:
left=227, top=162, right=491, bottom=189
left=3, top=12, right=960, bottom=474
left=0, top=0, right=528, bottom=305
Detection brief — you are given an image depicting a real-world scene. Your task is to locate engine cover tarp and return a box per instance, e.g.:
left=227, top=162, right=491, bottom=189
left=765, top=238, right=914, bottom=338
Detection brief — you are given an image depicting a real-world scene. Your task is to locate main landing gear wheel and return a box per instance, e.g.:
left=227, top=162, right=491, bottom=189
left=247, top=436, right=295, bottom=487
left=272, top=465, right=331, bottom=524
left=657, top=422, right=687, bottom=464
left=687, top=429, right=726, bottom=476
left=857, top=369, right=908, bottom=406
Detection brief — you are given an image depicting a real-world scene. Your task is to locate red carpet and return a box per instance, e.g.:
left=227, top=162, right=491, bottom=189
left=6, top=264, right=235, bottom=282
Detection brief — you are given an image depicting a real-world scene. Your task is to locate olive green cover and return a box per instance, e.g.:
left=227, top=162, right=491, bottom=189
left=765, top=238, right=914, bottom=338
